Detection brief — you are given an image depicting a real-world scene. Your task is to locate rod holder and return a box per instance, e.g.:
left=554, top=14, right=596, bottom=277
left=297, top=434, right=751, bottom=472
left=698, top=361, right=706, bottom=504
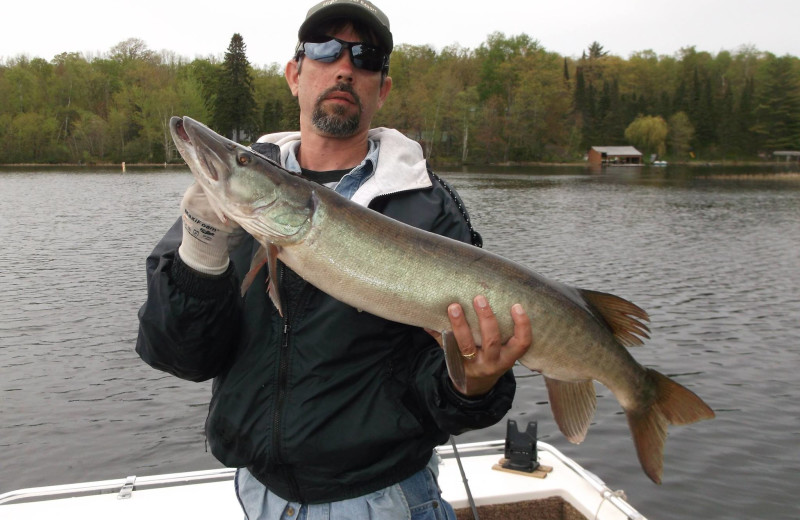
left=502, top=419, right=540, bottom=473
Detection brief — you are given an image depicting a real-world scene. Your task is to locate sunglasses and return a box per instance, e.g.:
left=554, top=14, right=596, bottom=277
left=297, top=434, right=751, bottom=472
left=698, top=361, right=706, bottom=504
left=296, top=37, right=389, bottom=73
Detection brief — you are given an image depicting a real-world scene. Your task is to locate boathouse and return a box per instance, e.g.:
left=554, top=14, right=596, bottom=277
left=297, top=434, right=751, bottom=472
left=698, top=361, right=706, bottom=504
left=773, top=151, right=800, bottom=162
left=588, top=146, right=642, bottom=166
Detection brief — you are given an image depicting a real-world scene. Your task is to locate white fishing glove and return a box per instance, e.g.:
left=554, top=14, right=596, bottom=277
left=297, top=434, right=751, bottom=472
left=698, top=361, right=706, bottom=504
left=178, top=183, right=245, bottom=275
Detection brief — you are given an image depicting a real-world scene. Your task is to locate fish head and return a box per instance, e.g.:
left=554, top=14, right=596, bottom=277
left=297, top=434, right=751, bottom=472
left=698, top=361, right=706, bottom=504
left=170, top=116, right=315, bottom=245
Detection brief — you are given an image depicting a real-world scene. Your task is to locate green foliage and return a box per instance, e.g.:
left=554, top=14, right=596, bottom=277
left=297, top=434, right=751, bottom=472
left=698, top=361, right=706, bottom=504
left=667, top=112, right=694, bottom=158
left=253, top=63, right=298, bottom=133
left=0, top=35, right=798, bottom=164
left=625, top=115, right=668, bottom=157
left=753, top=55, right=800, bottom=151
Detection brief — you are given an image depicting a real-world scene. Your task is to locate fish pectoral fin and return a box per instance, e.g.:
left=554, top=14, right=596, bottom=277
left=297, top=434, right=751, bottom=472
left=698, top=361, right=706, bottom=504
left=240, top=244, right=285, bottom=317
left=266, top=243, right=283, bottom=317
left=579, top=289, right=651, bottom=347
left=544, top=376, right=597, bottom=444
left=241, top=245, right=268, bottom=297
left=442, top=331, right=467, bottom=394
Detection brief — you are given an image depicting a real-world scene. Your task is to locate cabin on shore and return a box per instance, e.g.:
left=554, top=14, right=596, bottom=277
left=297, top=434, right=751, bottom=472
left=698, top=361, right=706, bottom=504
left=588, top=146, right=642, bottom=166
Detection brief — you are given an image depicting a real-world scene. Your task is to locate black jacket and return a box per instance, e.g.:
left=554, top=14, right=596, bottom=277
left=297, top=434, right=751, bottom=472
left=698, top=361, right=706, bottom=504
left=136, top=131, right=515, bottom=503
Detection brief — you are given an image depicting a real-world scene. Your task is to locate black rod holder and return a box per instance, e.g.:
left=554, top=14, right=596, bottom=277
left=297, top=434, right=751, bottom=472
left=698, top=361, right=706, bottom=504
left=502, top=419, right=540, bottom=473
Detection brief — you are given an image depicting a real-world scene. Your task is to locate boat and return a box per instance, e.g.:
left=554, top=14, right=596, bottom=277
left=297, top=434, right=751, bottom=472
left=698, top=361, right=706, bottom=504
left=0, top=422, right=646, bottom=520
left=652, top=160, right=668, bottom=166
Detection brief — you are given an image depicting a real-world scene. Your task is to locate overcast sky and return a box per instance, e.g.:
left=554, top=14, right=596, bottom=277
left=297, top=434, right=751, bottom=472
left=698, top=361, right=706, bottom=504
left=3, top=0, right=798, bottom=67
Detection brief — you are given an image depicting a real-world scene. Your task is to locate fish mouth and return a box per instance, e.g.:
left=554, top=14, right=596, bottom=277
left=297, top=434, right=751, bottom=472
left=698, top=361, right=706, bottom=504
left=171, top=116, right=225, bottom=181
left=172, top=116, right=192, bottom=144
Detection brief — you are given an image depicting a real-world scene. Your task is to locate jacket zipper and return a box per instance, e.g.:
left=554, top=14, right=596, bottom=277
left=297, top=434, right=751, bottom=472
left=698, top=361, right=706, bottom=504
left=272, top=319, right=290, bottom=456
left=270, top=264, right=305, bottom=501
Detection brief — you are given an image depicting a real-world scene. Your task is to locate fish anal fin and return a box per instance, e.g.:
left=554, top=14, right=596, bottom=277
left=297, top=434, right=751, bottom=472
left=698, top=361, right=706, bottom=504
left=626, top=368, right=715, bottom=484
left=544, top=377, right=596, bottom=444
left=442, top=331, right=467, bottom=394
left=580, top=289, right=651, bottom=347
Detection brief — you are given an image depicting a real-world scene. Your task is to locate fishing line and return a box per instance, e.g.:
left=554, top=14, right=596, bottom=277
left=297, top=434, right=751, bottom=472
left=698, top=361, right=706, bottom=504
left=449, top=436, right=480, bottom=520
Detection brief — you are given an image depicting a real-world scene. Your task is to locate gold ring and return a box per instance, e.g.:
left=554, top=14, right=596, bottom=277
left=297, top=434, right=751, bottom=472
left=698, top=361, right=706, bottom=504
left=461, top=350, right=477, bottom=360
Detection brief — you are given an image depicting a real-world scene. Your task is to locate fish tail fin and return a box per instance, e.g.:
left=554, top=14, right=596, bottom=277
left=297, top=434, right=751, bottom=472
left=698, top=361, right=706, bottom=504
left=626, top=369, right=715, bottom=484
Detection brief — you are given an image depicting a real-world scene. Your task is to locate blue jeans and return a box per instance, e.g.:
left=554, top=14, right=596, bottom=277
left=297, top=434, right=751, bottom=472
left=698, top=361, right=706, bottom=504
left=235, top=457, right=456, bottom=520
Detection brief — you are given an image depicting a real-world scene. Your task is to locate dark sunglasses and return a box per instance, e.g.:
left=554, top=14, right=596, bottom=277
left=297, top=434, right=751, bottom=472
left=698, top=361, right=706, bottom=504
left=296, top=37, right=389, bottom=73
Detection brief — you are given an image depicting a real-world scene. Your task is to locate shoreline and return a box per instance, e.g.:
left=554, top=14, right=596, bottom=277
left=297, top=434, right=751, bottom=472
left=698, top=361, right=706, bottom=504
left=2, top=160, right=799, bottom=169
left=0, top=163, right=187, bottom=168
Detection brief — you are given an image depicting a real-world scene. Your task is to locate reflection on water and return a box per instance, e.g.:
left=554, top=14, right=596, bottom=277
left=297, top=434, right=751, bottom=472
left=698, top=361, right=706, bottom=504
left=1, top=166, right=799, bottom=519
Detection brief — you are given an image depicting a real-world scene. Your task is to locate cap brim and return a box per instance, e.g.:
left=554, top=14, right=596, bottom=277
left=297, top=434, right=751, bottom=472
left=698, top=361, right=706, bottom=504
left=298, top=4, right=393, bottom=52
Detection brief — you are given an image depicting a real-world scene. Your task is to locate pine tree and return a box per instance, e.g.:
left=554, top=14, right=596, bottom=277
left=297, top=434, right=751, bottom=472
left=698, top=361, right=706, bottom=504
left=754, top=56, right=800, bottom=151
left=737, top=77, right=758, bottom=154
left=587, top=42, right=609, bottom=59
left=212, top=33, right=256, bottom=141
left=717, top=78, right=736, bottom=158
left=574, top=66, right=586, bottom=114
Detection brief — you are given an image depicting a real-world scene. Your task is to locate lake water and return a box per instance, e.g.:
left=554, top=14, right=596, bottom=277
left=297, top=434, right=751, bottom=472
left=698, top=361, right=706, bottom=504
left=1, top=164, right=799, bottom=519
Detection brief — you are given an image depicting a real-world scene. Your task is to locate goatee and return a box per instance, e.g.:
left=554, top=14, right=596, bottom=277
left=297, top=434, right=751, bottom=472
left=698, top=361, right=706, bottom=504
left=312, top=84, right=362, bottom=137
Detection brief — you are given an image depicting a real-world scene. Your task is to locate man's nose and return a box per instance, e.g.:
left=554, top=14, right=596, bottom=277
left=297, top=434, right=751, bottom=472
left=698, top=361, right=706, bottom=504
left=333, top=51, right=355, bottom=82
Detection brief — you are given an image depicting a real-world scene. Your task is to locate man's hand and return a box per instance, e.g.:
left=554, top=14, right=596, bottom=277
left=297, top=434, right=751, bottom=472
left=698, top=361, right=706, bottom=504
left=443, top=296, right=532, bottom=397
left=178, top=183, right=246, bottom=275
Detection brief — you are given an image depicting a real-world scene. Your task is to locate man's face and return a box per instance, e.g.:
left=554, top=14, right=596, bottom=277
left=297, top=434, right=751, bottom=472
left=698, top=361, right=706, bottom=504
left=286, top=25, right=392, bottom=138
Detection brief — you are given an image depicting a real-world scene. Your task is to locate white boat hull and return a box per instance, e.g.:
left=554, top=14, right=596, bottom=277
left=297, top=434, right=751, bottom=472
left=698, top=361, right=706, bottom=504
left=0, top=441, right=645, bottom=519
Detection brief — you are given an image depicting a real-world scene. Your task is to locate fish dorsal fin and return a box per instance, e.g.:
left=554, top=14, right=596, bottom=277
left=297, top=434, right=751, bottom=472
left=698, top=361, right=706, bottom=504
left=579, top=289, right=651, bottom=347
left=544, top=377, right=596, bottom=444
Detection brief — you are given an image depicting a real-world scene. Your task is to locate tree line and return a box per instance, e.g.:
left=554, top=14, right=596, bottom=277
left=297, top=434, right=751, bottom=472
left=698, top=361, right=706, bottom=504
left=1, top=33, right=799, bottom=165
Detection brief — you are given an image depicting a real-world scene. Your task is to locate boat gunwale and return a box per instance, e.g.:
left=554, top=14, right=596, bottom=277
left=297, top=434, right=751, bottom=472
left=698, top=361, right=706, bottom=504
left=439, top=440, right=643, bottom=519
left=0, top=440, right=644, bottom=519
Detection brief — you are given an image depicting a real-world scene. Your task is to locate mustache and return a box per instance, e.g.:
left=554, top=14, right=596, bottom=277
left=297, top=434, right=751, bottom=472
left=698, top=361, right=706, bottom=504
left=316, top=83, right=363, bottom=110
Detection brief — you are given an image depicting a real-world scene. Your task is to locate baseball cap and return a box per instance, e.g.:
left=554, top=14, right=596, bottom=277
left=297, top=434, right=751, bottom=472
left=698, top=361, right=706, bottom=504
left=298, top=0, right=393, bottom=53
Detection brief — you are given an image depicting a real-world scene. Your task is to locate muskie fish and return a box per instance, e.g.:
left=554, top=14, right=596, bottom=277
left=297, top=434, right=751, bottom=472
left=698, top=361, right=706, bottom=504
left=170, top=116, right=714, bottom=484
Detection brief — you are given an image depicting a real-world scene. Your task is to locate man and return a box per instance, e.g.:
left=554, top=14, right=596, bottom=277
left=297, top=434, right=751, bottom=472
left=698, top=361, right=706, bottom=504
left=137, top=1, right=532, bottom=518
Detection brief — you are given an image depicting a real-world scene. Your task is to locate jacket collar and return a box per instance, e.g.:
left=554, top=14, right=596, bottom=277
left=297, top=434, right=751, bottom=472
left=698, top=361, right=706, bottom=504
left=256, top=128, right=431, bottom=207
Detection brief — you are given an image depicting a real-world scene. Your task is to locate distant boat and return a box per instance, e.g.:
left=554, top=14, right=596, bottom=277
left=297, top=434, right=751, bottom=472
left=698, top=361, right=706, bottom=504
left=652, top=160, right=668, bottom=166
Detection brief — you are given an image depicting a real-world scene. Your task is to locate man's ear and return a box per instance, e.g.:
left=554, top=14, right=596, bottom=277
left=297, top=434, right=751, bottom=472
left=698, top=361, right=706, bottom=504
left=377, top=75, right=392, bottom=109
left=285, top=59, right=300, bottom=97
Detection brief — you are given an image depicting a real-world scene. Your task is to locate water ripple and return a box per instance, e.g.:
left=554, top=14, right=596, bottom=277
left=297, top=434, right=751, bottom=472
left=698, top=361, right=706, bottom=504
left=1, top=169, right=799, bottom=519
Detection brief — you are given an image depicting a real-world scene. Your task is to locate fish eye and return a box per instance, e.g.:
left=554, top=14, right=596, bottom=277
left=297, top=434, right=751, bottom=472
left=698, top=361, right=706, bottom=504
left=238, top=154, right=251, bottom=165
